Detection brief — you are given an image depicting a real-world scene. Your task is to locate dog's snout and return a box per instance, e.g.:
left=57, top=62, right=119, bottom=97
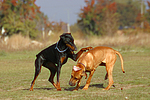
left=71, top=42, right=77, bottom=51
left=69, top=80, right=76, bottom=86
left=69, top=81, right=73, bottom=86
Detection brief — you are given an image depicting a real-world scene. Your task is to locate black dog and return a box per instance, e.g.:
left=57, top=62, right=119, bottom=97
left=30, top=33, right=91, bottom=91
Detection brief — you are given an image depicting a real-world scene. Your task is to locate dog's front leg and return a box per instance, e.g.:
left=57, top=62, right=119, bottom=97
left=72, top=47, right=93, bottom=61
left=56, top=62, right=62, bottom=91
left=72, top=78, right=82, bottom=91
left=83, top=70, right=95, bottom=90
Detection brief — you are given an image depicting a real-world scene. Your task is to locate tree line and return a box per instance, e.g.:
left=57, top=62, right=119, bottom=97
left=0, top=0, right=63, bottom=39
left=77, top=0, right=150, bottom=35
left=0, top=0, right=150, bottom=39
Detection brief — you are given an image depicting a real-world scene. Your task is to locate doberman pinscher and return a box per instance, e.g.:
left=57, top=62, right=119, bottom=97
left=29, top=33, right=92, bottom=91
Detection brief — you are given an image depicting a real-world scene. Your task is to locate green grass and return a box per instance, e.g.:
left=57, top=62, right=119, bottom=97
left=0, top=46, right=150, bottom=100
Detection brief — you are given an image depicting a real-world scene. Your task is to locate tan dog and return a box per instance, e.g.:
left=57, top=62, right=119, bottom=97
left=69, top=46, right=125, bottom=90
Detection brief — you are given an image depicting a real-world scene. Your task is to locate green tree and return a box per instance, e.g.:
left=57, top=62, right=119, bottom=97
left=146, top=1, right=150, bottom=23
left=0, top=0, right=43, bottom=38
left=116, top=0, right=141, bottom=27
left=78, top=0, right=96, bottom=35
left=78, top=0, right=119, bottom=35
left=143, top=1, right=150, bottom=32
left=95, top=0, right=119, bottom=35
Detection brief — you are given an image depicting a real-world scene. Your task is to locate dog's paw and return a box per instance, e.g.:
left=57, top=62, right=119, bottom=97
left=57, top=88, right=61, bottom=91
left=82, top=88, right=88, bottom=90
left=102, top=88, right=110, bottom=90
left=72, top=89, right=78, bottom=91
left=81, top=47, right=93, bottom=51
left=29, top=88, right=33, bottom=91
left=87, top=47, right=93, bottom=50
left=81, top=48, right=87, bottom=51
left=72, top=88, right=79, bottom=91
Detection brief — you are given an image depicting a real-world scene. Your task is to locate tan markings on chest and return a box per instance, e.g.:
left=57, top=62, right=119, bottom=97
left=61, top=57, right=66, bottom=64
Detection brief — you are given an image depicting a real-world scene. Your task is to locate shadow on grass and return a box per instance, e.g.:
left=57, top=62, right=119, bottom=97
left=23, top=84, right=104, bottom=91
left=64, top=84, right=104, bottom=91
left=23, top=87, right=55, bottom=91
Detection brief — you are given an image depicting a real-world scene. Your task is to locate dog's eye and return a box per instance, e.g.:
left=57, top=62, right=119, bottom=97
left=71, top=75, right=73, bottom=78
left=75, top=77, right=78, bottom=80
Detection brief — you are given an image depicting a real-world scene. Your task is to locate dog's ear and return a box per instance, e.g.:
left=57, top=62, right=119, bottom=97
left=60, top=33, right=66, bottom=40
left=81, top=71, right=87, bottom=79
left=73, top=66, right=81, bottom=71
left=60, top=33, right=71, bottom=38
left=60, top=33, right=72, bottom=42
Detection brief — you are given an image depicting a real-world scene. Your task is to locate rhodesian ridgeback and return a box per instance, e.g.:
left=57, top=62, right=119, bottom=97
left=69, top=46, right=125, bottom=90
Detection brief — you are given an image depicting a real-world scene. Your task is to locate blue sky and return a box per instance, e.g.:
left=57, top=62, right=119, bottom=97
left=35, top=0, right=86, bottom=25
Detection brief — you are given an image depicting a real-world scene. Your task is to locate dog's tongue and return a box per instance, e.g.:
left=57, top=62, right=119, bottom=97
left=73, top=66, right=81, bottom=71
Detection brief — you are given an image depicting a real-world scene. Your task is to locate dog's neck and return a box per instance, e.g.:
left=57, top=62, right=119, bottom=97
left=78, top=62, right=86, bottom=71
left=55, top=40, right=68, bottom=53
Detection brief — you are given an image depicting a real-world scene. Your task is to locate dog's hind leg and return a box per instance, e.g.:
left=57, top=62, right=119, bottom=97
left=49, top=69, right=57, bottom=89
left=103, top=64, right=114, bottom=90
left=105, top=73, right=108, bottom=80
left=104, top=73, right=115, bottom=87
left=46, top=62, right=58, bottom=89
left=30, top=57, right=44, bottom=91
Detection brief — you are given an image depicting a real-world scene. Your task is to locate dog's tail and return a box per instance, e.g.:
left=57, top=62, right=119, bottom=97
left=115, top=51, right=125, bottom=73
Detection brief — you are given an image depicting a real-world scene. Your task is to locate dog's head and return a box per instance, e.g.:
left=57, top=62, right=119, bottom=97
left=69, top=64, right=87, bottom=86
left=60, top=33, right=77, bottom=51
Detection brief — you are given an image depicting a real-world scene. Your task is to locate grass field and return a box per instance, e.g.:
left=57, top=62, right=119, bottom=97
left=0, top=46, right=150, bottom=100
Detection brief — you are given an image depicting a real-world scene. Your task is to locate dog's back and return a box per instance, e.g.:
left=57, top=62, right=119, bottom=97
left=36, top=44, right=57, bottom=62
left=78, top=46, right=117, bottom=69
